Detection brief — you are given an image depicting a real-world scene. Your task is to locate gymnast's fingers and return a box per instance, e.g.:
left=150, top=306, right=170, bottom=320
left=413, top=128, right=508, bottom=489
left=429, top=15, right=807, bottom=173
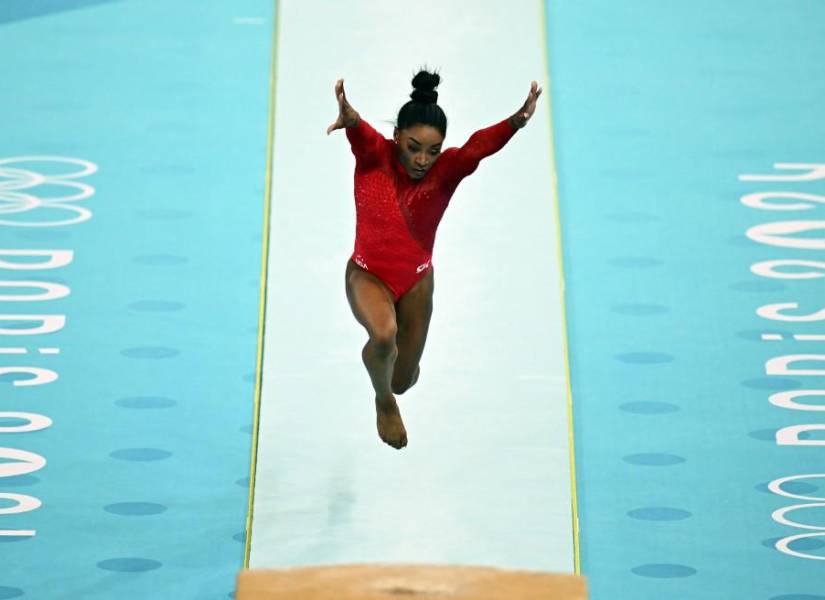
left=520, top=83, right=533, bottom=113
left=528, top=81, right=539, bottom=103
left=339, top=79, right=350, bottom=106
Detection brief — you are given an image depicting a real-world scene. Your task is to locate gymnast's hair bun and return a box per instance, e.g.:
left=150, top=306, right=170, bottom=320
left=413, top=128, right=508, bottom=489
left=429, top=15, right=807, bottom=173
left=410, top=69, right=440, bottom=104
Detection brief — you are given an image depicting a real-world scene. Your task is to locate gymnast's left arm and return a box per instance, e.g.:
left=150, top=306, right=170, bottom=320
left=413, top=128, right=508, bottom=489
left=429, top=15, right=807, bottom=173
left=449, top=81, right=543, bottom=178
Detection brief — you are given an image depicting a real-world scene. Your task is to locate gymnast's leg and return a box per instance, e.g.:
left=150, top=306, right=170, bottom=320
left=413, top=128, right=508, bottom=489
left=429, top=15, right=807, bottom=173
left=345, top=259, right=407, bottom=449
left=392, top=267, right=434, bottom=394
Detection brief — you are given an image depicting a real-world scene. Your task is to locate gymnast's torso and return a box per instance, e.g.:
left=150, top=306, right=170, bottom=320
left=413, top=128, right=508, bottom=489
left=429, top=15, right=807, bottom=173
left=345, top=117, right=517, bottom=300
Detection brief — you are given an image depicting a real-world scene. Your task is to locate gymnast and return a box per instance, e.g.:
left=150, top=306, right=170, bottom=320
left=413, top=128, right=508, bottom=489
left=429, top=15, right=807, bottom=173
left=326, top=69, right=541, bottom=449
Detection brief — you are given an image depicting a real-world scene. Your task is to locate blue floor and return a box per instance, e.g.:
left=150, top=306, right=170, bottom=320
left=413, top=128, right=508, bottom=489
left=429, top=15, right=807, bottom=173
left=546, top=1, right=825, bottom=598
left=0, top=0, right=122, bottom=26
left=0, top=1, right=273, bottom=598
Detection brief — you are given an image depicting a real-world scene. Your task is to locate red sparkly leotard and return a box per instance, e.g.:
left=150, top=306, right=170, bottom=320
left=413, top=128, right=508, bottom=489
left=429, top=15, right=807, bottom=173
left=345, top=117, right=518, bottom=301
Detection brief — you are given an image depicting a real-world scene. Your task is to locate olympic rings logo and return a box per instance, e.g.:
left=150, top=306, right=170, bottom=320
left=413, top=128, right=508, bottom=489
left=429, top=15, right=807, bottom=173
left=770, top=473, right=825, bottom=560
left=0, top=156, right=97, bottom=227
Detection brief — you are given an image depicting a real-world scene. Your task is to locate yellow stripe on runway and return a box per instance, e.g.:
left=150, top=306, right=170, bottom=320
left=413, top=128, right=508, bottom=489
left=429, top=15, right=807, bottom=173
left=244, top=0, right=282, bottom=569
left=539, top=0, right=581, bottom=575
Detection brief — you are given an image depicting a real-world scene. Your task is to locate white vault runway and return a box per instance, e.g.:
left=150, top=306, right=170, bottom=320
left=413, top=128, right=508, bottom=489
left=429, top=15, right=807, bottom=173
left=249, top=0, right=574, bottom=572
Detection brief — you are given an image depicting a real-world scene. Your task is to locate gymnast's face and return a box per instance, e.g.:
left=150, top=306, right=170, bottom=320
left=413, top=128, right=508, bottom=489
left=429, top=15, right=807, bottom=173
left=394, top=124, right=444, bottom=180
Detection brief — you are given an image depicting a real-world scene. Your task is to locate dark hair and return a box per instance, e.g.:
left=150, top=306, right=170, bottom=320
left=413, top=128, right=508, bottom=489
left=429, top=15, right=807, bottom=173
left=396, top=68, right=447, bottom=137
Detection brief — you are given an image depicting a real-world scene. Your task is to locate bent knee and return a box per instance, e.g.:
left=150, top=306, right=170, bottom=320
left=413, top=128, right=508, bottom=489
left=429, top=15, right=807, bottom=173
left=391, top=368, right=408, bottom=393
left=391, top=365, right=418, bottom=395
left=368, top=324, right=398, bottom=353
left=391, top=380, right=410, bottom=395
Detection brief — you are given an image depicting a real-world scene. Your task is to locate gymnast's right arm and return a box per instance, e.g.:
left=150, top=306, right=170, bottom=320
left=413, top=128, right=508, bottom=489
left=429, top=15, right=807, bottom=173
left=326, top=78, right=384, bottom=165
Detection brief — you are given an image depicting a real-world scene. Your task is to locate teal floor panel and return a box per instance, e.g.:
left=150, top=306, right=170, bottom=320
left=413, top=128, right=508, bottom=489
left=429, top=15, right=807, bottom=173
left=0, top=2, right=274, bottom=598
left=546, top=1, right=825, bottom=598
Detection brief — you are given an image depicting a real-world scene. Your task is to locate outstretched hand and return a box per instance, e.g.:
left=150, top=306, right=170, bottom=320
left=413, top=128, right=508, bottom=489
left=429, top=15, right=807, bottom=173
left=326, top=78, right=360, bottom=135
left=509, top=80, right=542, bottom=129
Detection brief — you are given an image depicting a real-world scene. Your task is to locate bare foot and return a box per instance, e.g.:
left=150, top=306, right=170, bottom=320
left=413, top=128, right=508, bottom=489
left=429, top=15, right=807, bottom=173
left=410, top=364, right=420, bottom=389
left=375, top=395, right=407, bottom=449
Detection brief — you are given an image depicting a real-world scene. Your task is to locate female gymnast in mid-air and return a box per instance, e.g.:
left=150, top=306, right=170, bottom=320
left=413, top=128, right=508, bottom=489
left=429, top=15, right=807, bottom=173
left=326, top=69, right=541, bottom=450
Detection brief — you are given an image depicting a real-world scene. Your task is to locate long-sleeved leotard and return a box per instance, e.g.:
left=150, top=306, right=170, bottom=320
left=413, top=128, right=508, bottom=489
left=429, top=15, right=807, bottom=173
left=345, top=116, right=518, bottom=301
